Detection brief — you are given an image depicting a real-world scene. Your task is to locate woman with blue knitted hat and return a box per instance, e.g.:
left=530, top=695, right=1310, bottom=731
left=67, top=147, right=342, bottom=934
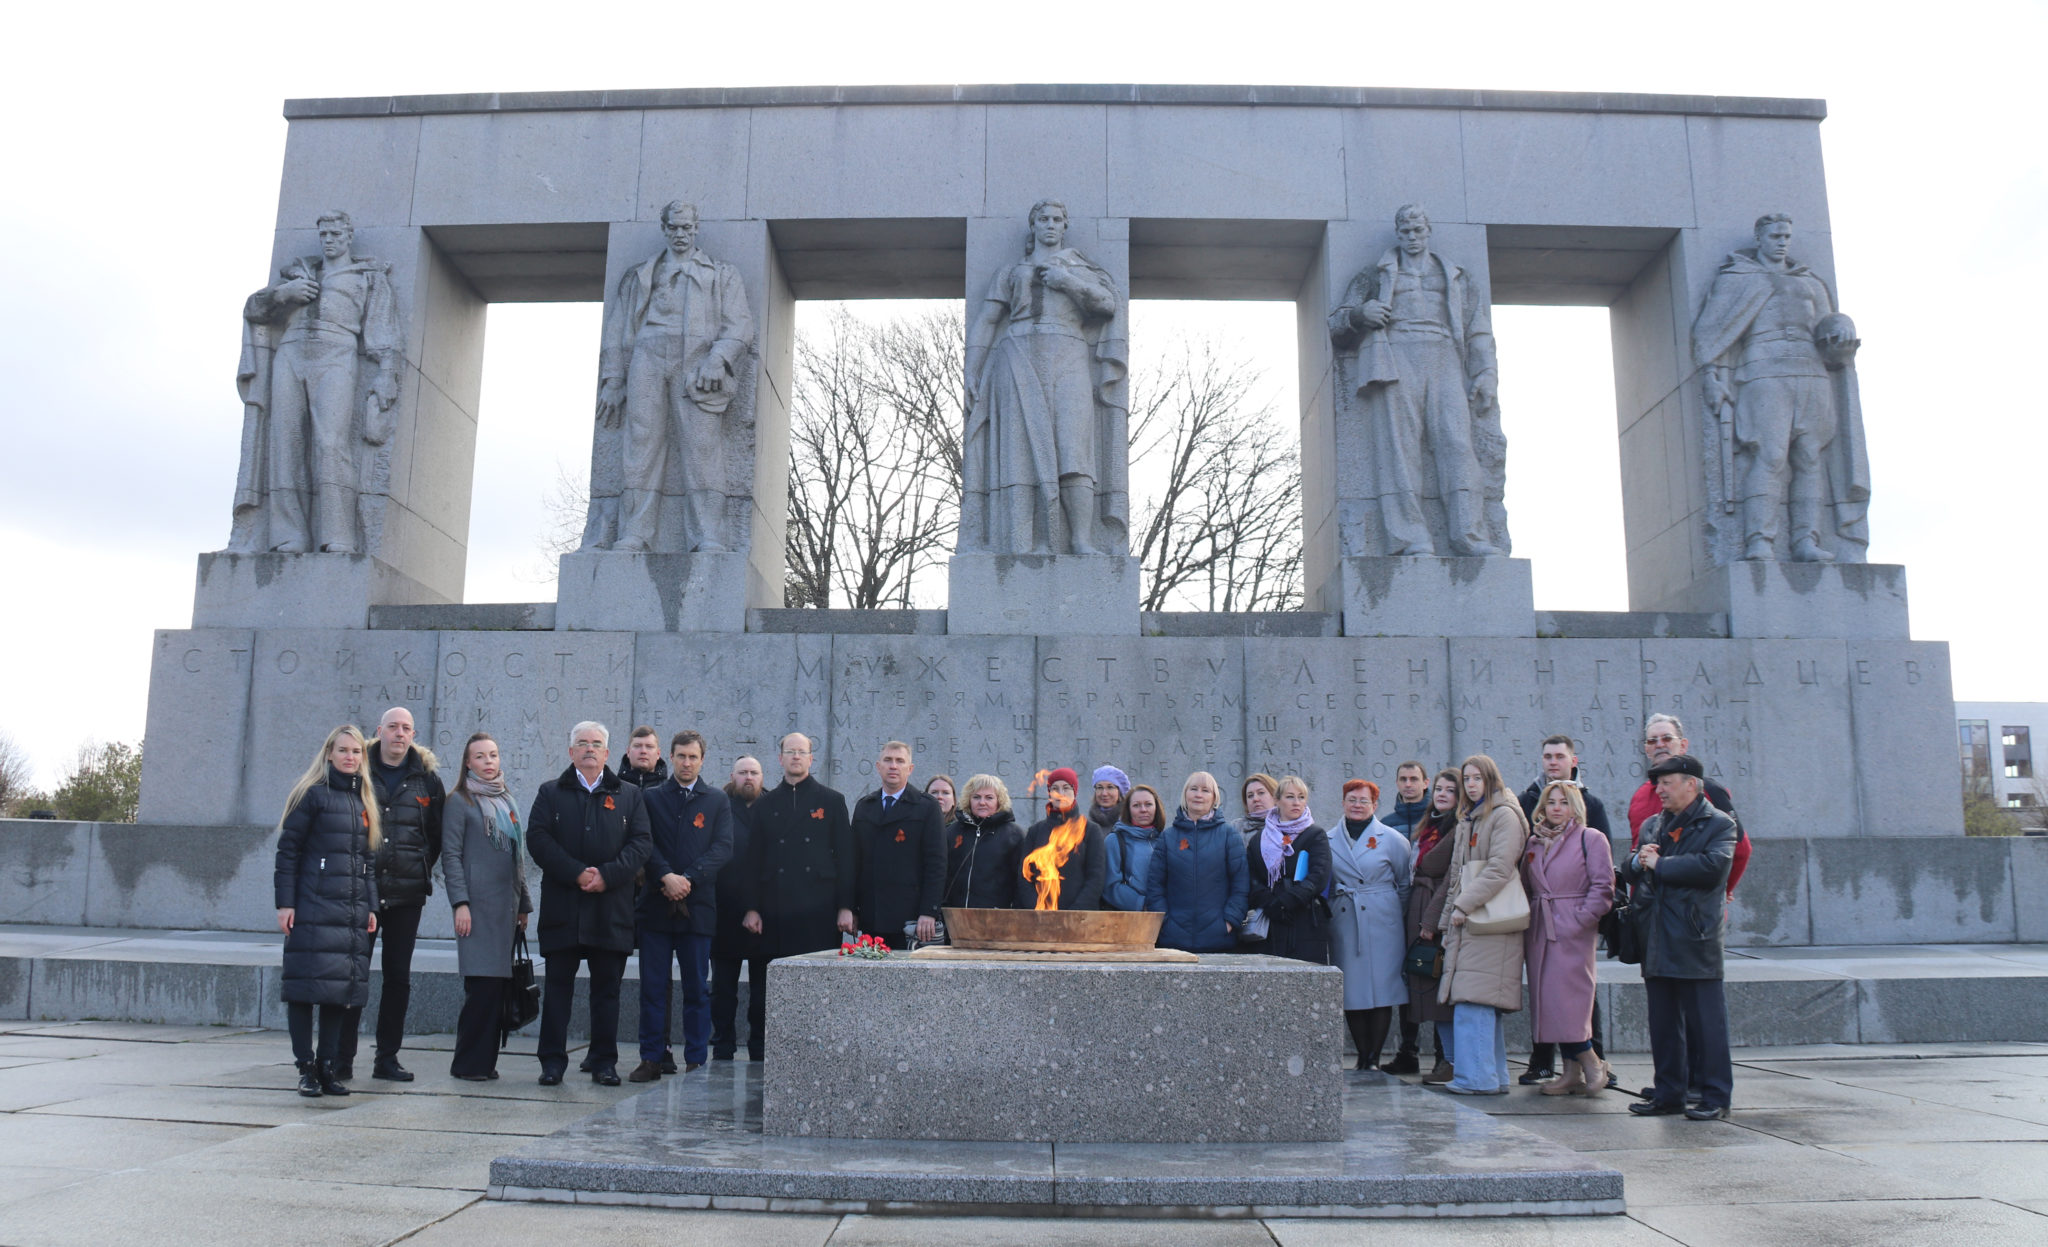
left=1088, top=765, right=1129, bottom=830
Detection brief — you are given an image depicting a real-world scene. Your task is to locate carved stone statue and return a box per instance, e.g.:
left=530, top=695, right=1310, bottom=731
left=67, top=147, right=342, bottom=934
left=230, top=210, right=402, bottom=554
left=1328, top=204, right=1507, bottom=558
left=582, top=202, right=755, bottom=554
left=959, top=199, right=1129, bottom=556
left=1692, top=213, right=1869, bottom=563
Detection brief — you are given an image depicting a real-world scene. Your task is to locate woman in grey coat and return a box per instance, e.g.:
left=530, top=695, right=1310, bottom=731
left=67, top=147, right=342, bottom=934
left=1328, top=779, right=1412, bottom=1069
left=442, top=732, right=531, bottom=1080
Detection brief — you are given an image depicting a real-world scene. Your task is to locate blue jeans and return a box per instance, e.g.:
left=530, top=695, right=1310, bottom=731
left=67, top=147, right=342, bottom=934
left=639, top=929, right=711, bottom=1066
left=1448, top=1003, right=1508, bottom=1092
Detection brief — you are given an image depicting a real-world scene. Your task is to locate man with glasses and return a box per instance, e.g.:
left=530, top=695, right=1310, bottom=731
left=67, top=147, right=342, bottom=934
left=739, top=732, right=853, bottom=1054
left=526, top=721, right=652, bottom=1086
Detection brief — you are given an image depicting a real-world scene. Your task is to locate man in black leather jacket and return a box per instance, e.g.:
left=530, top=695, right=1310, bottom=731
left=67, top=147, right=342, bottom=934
left=336, top=706, right=442, bottom=1083
left=1623, top=754, right=1738, bottom=1121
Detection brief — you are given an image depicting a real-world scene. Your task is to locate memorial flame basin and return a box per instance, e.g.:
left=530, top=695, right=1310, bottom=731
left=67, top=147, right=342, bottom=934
left=941, top=906, right=1166, bottom=953
left=761, top=947, right=1346, bottom=1144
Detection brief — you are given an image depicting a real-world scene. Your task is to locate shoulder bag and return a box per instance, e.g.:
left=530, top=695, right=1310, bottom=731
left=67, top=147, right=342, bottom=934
left=1459, top=832, right=1532, bottom=937
left=499, top=928, right=542, bottom=1045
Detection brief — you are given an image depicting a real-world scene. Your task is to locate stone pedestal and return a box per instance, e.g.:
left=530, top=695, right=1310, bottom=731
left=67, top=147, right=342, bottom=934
left=946, top=554, right=1141, bottom=635
left=554, top=550, right=749, bottom=632
left=762, top=951, right=1344, bottom=1142
left=1336, top=556, right=1535, bottom=637
left=191, top=551, right=445, bottom=630
left=1663, top=563, right=1909, bottom=640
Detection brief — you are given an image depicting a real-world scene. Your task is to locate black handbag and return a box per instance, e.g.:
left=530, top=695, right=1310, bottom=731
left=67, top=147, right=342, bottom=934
left=500, top=929, right=541, bottom=1045
left=1402, top=937, right=1444, bottom=980
left=1602, top=875, right=1647, bottom=965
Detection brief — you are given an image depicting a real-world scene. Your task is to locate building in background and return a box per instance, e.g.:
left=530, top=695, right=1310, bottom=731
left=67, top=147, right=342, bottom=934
left=1955, top=702, right=2045, bottom=816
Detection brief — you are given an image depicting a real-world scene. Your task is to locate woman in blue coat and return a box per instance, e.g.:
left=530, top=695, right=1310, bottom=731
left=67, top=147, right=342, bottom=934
left=1101, top=783, right=1167, bottom=912
left=274, top=724, right=380, bottom=1097
left=1328, top=779, right=1412, bottom=1069
left=1143, top=772, right=1250, bottom=952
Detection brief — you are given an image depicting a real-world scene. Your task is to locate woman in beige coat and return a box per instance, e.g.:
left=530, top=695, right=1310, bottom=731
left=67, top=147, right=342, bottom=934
left=1433, top=754, right=1529, bottom=1095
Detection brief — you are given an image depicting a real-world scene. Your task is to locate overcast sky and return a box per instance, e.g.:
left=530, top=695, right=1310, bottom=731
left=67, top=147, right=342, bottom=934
left=2, top=1, right=2042, bottom=786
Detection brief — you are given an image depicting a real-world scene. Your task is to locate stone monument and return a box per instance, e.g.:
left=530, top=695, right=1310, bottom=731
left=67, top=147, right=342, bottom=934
left=1324, top=204, right=1532, bottom=636
left=560, top=200, right=759, bottom=632
left=950, top=198, right=1141, bottom=634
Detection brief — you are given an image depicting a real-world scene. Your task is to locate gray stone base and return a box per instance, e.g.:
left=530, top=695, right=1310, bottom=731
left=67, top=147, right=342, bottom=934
left=946, top=554, right=1141, bottom=634
left=554, top=550, right=749, bottom=632
left=1659, top=562, right=1910, bottom=640
left=192, top=551, right=447, bottom=630
left=1336, top=556, right=1535, bottom=637
left=762, top=951, right=1343, bottom=1143
left=489, top=1065, right=1625, bottom=1216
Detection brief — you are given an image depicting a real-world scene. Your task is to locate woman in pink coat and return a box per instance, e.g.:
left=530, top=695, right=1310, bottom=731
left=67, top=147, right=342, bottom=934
left=1522, top=781, right=1615, bottom=1095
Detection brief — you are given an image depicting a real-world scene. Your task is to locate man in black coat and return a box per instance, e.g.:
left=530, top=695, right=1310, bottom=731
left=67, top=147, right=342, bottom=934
left=618, top=725, right=668, bottom=789
left=712, top=755, right=764, bottom=1061
left=740, top=732, right=854, bottom=1053
left=851, top=740, right=946, bottom=949
left=336, top=706, right=444, bottom=1083
left=1516, top=733, right=1612, bottom=1084
left=629, top=730, right=733, bottom=1082
left=526, top=721, right=653, bottom=1086
left=1623, top=754, right=1739, bottom=1121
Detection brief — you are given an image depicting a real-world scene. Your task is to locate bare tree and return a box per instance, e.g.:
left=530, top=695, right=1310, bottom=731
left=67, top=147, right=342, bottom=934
left=1126, top=337, right=1302, bottom=611
left=0, top=731, right=36, bottom=814
left=784, top=307, right=963, bottom=609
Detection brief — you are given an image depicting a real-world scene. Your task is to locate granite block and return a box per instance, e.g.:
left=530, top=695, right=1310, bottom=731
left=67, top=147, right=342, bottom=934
left=1808, top=837, right=2014, bottom=944
left=821, top=635, right=1036, bottom=791
left=0, top=823, right=91, bottom=926
left=1855, top=974, right=2048, bottom=1045
left=945, top=555, right=1140, bottom=636
left=1847, top=641, right=1962, bottom=835
left=1726, top=836, right=1812, bottom=947
left=986, top=105, right=1109, bottom=220
left=629, top=632, right=830, bottom=772
left=1033, top=635, right=1245, bottom=790
left=1663, top=563, right=1911, bottom=641
left=28, top=957, right=267, bottom=1027
left=1461, top=110, right=1695, bottom=228
left=1448, top=638, right=1645, bottom=821
left=746, top=106, right=987, bottom=219
left=1337, top=557, right=1535, bottom=638
left=138, top=630, right=256, bottom=825
left=427, top=630, right=635, bottom=808
left=2013, top=838, right=2048, bottom=943
left=84, top=824, right=276, bottom=932
left=1105, top=105, right=1346, bottom=220
left=761, top=953, right=1345, bottom=1143
left=0, top=956, right=26, bottom=1020
left=555, top=551, right=750, bottom=633
left=1243, top=637, right=1450, bottom=799
left=193, top=552, right=445, bottom=631
left=410, top=110, right=642, bottom=224
left=274, top=116, right=423, bottom=230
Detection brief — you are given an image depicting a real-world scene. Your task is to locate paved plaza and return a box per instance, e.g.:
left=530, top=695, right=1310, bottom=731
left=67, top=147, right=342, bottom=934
left=0, top=1019, right=2043, bottom=1245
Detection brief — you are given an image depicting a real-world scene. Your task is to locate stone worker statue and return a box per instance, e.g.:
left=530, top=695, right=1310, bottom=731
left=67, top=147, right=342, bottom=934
left=959, top=198, right=1129, bottom=556
left=1328, top=204, right=1507, bottom=558
left=1692, top=213, right=1870, bottom=563
left=584, top=201, right=755, bottom=554
left=230, top=210, right=402, bottom=554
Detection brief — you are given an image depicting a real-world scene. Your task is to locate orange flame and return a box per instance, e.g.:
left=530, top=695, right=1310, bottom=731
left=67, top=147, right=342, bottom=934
left=1020, top=769, right=1086, bottom=911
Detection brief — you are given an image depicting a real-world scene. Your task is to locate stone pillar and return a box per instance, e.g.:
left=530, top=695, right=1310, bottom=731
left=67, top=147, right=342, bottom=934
left=946, top=209, right=1140, bottom=635
left=1303, top=216, right=1534, bottom=637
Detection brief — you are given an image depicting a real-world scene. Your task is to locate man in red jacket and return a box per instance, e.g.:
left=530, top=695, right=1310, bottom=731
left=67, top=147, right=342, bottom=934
left=1630, top=714, right=1749, bottom=896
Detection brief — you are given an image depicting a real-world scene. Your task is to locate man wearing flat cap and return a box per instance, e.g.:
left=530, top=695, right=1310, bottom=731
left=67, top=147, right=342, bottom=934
left=1622, top=755, right=1739, bottom=1121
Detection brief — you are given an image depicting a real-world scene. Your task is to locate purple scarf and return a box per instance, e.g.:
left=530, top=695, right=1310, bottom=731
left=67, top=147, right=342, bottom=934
left=1261, top=806, right=1314, bottom=880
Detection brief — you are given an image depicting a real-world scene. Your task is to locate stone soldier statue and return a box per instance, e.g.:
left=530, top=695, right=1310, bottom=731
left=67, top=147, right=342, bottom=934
left=960, top=198, right=1130, bottom=556
left=586, top=202, right=755, bottom=554
left=231, top=210, right=402, bottom=554
left=1329, top=205, right=1506, bottom=558
left=1692, top=213, right=1870, bottom=563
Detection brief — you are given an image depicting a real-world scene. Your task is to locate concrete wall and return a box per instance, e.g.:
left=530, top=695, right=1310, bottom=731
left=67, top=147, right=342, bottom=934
left=2, top=818, right=2042, bottom=948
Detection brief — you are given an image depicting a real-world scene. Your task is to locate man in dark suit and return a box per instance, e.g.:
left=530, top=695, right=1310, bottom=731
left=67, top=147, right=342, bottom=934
left=851, top=740, right=946, bottom=950
left=526, top=721, right=653, bottom=1087
left=740, top=732, right=853, bottom=1054
left=629, top=730, right=734, bottom=1082
left=712, top=755, right=764, bottom=1061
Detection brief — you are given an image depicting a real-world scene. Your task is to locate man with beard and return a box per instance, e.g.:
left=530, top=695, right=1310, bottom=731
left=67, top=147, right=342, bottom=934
left=713, top=755, right=764, bottom=1060
left=739, top=735, right=853, bottom=1052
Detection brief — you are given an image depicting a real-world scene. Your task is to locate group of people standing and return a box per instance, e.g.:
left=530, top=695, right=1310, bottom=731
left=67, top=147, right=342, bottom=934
left=271, top=707, right=1746, bottom=1121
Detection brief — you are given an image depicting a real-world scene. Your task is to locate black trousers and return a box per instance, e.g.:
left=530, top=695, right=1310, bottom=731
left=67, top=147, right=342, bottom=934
left=452, top=975, right=507, bottom=1077
left=1528, top=998, right=1607, bottom=1069
left=1643, top=976, right=1733, bottom=1110
left=538, top=946, right=629, bottom=1073
left=338, top=901, right=423, bottom=1067
left=711, top=954, right=766, bottom=1059
left=287, top=1001, right=348, bottom=1067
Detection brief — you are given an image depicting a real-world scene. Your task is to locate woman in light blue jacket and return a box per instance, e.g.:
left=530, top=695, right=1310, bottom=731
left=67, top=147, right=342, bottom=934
left=1328, top=779, right=1412, bottom=1070
left=1102, top=784, right=1167, bottom=912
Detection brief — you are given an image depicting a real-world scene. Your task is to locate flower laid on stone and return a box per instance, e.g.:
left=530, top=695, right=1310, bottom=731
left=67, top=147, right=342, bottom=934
left=839, top=933, right=891, bottom=960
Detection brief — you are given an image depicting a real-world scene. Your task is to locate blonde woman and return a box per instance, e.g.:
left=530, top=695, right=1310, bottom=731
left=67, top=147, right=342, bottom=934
left=274, top=725, right=381, bottom=1097
left=1523, top=780, right=1614, bottom=1096
left=1433, top=754, right=1529, bottom=1096
left=942, top=774, right=1025, bottom=911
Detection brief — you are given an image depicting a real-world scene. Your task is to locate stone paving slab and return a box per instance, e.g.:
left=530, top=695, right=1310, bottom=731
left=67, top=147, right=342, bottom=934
left=488, top=1066, right=1624, bottom=1216
left=0, top=1168, right=478, bottom=1247
left=1632, top=1197, right=2048, bottom=1247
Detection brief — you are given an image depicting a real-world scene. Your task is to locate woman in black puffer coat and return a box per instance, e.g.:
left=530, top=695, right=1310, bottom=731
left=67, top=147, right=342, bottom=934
left=274, top=725, right=380, bottom=1098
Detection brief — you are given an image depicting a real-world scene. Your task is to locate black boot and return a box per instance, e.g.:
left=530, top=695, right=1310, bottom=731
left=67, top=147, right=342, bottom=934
left=1384, top=1021, right=1422, bottom=1074
left=372, top=1057, right=414, bottom=1082
left=1344, top=1010, right=1375, bottom=1071
left=297, top=1061, right=323, bottom=1098
left=318, top=1062, right=351, bottom=1096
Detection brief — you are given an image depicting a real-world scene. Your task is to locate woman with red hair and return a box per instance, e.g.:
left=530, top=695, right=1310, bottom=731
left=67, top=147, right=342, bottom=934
left=1327, top=778, right=1412, bottom=1070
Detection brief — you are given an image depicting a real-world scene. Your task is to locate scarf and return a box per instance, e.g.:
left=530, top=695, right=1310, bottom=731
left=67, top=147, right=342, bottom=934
left=1533, top=815, right=1580, bottom=847
left=465, top=770, right=521, bottom=852
left=1414, top=807, right=1454, bottom=859
left=1260, top=807, right=1314, bottom=880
